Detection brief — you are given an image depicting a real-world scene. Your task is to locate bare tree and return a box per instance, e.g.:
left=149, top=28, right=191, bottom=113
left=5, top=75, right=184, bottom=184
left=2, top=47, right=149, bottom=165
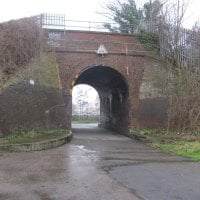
left=158, top=0, right=191, bottom=67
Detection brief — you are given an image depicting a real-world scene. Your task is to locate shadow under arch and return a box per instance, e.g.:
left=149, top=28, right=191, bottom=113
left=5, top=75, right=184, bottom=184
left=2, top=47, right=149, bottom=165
left=74, top=65, right=129, bottom=133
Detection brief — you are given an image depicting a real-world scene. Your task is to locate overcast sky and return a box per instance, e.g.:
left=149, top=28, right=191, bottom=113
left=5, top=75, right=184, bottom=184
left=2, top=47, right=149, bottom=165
left=1, top=0, right=200, bottom=28
left=0, top=0, right=108, bottom=22
left=72, top=84, right=99, bottom=105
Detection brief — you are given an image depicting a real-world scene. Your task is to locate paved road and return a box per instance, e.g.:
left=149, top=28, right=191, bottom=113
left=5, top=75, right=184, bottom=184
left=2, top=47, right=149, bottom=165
left=0, top=124, right=200, bottom=200
left=72, top=124, right=200, bottom=200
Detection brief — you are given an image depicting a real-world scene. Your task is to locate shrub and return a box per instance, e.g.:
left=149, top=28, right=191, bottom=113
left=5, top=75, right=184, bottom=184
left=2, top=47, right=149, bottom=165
left=0, top=17, right=43, bottom=87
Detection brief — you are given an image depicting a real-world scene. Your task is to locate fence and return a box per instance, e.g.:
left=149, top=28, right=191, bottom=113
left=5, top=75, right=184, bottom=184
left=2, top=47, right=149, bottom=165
left=39, top=13, right=117, bottom=32
left=38, top=13, right=200, bottom=70
left=158, top=25, right=200, bottom=70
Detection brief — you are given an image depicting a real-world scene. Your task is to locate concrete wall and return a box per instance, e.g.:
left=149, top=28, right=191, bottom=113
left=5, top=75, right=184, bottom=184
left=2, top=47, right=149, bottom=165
left=0, top=53, right=69, bottom=136
left=0, top=82, right=68, bottom=135
left=138, top=57, right=169, bottom=128
left=138, top=98, right=168, bottom=128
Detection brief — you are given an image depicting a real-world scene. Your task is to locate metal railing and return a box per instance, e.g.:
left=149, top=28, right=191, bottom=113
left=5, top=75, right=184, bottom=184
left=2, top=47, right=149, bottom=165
left=39, top=13, right=117, bottom=32
left=159, top=25, right=200, bottom=70
left=38, top=13, right=200, bottom=70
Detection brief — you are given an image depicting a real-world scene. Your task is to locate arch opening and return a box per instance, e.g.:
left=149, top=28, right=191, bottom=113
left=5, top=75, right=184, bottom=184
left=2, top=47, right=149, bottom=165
left=72, top=84, right=100, bottom=123
left=74, top=65, right=129, bottom=132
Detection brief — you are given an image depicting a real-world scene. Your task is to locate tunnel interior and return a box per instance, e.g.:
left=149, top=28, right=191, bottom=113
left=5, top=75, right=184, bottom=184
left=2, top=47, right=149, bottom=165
left=74, top=65, right=129, bottom=132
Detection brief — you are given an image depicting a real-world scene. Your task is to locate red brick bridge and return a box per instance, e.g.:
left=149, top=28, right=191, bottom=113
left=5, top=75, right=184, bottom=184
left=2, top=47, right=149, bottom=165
left=46, top=29, right=167, bottom=132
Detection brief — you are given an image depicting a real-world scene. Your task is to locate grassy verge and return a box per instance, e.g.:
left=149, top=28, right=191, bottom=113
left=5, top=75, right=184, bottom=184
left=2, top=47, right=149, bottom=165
left=32, top=53, right=60, bottom=89
left=129, top=128, right=200, bottom=161
left=153, top=141, right=200, bottom=160
left=72, top=120, right=99, bottom=124
left=0, top=130, right=67, bottom=144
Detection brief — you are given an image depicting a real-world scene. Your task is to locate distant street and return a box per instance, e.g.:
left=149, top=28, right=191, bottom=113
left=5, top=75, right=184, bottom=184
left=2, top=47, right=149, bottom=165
left=0, top=124, right=200, bottom=200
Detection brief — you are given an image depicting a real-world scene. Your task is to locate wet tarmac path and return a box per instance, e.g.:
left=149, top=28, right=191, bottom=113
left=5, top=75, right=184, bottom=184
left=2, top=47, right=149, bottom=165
left=0, top=124, right=200, bottom=199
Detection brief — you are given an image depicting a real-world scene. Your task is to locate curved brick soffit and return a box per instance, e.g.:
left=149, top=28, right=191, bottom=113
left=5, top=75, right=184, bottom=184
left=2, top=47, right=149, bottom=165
left=69, top=65, right=129, bottom=96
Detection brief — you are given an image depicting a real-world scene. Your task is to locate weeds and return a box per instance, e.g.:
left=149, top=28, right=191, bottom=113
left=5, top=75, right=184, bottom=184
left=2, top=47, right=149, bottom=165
left=131, top=128, right=200, bottom=160
left=2, top=130, right=66, bottom=143
left=72, top=120, right=99, bottom=124
left=0, top=17, right=43, bottom=89
left=153, top=141, right=200, bottom=160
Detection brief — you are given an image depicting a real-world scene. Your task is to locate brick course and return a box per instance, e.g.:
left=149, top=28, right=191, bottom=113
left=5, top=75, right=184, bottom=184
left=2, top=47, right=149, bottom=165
left=47, top=30, right=167, bottom=131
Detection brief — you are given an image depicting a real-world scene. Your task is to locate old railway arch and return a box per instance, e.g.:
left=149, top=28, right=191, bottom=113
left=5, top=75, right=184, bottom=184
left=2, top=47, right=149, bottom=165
left=73, top=65, right=129, bottom=131
left=47, top=30, right=167, bottom=132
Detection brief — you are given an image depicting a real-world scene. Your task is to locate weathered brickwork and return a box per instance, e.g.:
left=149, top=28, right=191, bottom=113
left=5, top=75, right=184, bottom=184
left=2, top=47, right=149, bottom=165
left=0, top=30, right=167, bottom=135
left=0, top=30, right=168, bottom=136
left=47, top=30, right=167, bottom=131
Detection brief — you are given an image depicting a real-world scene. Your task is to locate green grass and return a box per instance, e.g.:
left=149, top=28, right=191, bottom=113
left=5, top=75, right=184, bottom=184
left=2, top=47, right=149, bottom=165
left=0, top=53, right=60, bottom=90
left=153, top=141, right=200, bottom=160
left=130, top=128, right=184, bottom=136
left=1, top=130, right=66, bottom=144
left=32, top=53, right=60, bottom=89
left=0, top=65, right=29, bottom=90
left=130, top=128, right=200, bottom=161
left=72, top=119, right=99, bottom=124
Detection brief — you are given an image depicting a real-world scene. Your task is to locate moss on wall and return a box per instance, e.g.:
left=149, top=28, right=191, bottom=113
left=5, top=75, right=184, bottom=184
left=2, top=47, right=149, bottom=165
left=31, top=53, right=61, bottom=89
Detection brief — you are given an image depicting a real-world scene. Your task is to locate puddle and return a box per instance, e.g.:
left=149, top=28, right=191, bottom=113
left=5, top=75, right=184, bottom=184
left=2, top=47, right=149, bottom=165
left=77, top=145, right=96, bottom=153
left=76, top=145, right=98, bottom=161
left=77, top=145, right=85, bottom=150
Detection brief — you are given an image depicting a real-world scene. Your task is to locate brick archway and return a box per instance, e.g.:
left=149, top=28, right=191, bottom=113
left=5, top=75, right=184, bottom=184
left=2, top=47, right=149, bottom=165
left=73, top=65, right=129, bottom=132
left=47, top=30, right=167, bottom=132
left=0, top=28, right=168, bottom=135
left=50, top=30, right=146, bottom=131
